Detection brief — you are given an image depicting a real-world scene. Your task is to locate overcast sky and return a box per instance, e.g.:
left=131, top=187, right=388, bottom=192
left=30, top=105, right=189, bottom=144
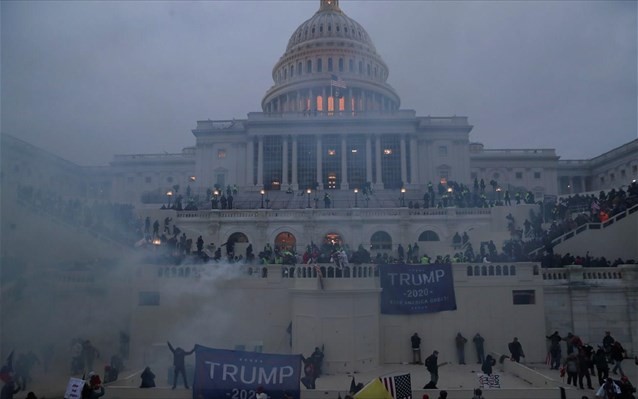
left=2, top=0, right=636, bottom=166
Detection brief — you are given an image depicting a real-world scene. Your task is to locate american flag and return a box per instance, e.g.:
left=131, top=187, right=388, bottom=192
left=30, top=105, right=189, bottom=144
left=380, top=373, right=412, bottom=399
left=331, top=74, right=347, bottom=89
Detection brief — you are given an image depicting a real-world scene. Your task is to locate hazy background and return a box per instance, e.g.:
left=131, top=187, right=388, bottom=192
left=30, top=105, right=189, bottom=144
left=2, top=0, right=636, bottom=166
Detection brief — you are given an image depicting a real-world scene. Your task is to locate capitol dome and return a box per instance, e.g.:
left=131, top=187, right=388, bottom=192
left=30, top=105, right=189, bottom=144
left=285, top=1, right=376, bottom=54
left=262, top=0, right=400, bottom=114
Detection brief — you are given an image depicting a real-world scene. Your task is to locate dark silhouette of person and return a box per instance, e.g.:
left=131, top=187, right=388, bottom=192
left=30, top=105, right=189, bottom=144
left=300, top=357, right=316, bottom=389
left=481, top=355, right=495, bottom=376
left=309, top=347, right=324, bottom=377
left=411, top=333, right=422, bottom=364
left=167, top=342, right=194, bottom=389
left=473, top=333, right=485, bottom=365
left=152, top=220, right=160, bottom=237
left=139, top=366, right=156, bottom=388
left=508, top=337, right=525, bottom=362
left=196, top=236, right=204, bottom=254
left=424, top=350, right=439, bottom=389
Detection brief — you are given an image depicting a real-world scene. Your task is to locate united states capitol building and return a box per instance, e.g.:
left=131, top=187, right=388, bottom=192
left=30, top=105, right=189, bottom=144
left=1, top=1, right=637, bottom=397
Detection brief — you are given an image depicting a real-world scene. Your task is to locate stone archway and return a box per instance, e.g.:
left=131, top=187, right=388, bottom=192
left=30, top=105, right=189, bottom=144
left=275, top=232, right=296, bottom=252
left=226, top=232, right=249, bottom=259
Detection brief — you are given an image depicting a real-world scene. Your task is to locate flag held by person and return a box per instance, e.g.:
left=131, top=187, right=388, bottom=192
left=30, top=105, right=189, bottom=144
left=353, top=377, right=393, bottom=399
left=380, top=373, right=412, bottom=399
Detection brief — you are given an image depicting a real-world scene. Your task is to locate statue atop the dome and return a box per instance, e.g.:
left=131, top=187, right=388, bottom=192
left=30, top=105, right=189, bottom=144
left=319, top=0, right=340, bottom=12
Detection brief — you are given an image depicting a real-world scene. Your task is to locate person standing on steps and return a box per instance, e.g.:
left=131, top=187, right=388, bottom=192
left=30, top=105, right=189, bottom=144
left=167, top=341, right=195, bottom=389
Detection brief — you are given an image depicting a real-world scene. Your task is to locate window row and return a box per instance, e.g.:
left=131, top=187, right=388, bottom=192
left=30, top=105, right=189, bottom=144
left=276, top=57, right=386, bottom=83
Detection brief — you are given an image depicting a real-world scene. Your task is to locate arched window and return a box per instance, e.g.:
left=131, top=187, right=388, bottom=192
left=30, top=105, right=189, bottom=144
left=349, top=59, right=354, bottom=72
left=323, top=232, right=343, bottom=247
left=418, top=230, right=440, bottom=242
left=317, top=59, right=323, bottom=72
left=496, top=265, right=502, bottom=275
left=290, top=64, right=294, bottom=77
left=328, top=58, right=333, bottom=72
left=307, top=60, right=312, bottom=74
left=339, top=58, right=344, bottom=72
left=275, top=232, right=296, bottom=252
left=467, top=266, right=473, bottom=276
left=298, top=62, right=303, bottom=75
left=370, top=231, right=392, bottom=250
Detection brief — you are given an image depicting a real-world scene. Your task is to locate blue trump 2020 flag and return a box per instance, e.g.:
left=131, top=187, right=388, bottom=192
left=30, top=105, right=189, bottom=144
left=193, top=345, right=302, bottom=399
left=380, top=263, right=457, bottom=314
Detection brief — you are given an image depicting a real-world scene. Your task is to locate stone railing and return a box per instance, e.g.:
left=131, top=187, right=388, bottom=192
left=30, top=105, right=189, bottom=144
left=541, top=264, right=637, bottom=284
left=175, top=207, right=494, bottom=221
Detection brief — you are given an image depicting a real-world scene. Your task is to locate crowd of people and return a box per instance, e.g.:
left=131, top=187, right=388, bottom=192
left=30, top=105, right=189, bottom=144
left=545, top=330, right=636, bottom=398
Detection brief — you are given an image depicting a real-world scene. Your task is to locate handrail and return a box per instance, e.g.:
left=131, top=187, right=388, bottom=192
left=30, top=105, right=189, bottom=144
left=528, top=203, right=638, bottom=257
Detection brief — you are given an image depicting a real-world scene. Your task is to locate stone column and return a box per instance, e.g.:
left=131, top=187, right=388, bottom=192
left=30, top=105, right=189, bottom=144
left=322, top=87, right=327, bottom=113
left=340, top=136, right=348, bottom=189
left=291, top=136, right=299, bottom=190
left=257, top=137, right=264, bottom=186
left=400, top=136, right=407, bottom=185
left=282, top=137, right=289, bottom=188
left=375, top=135, right=383, bottom=189
left=317, top=137, right=323, bottom=189
left=410, top=136, right=419, bottom=185
left=365, top=136, right=373, bottom=184
left=246, top=139, right=255, bottom=187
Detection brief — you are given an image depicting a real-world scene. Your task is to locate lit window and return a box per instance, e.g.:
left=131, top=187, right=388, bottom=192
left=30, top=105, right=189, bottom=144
left=328, top=149, right=336, bottom=156
left=189, top=176, right=196, bottom=182
left=351, top=149, right=357, bottom=153
left=218, top=150, right=227, bottom=159
left=383, top=149, right=392, bottom=155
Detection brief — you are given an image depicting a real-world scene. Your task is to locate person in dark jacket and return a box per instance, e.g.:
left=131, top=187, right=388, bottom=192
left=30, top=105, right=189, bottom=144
left=139, top=367, right=156, bottom=388
left=508, top=337, right=525, bottom=362
left=411, top=333, right=422, bottom=365
left=424, top=351, right=440, bottom=389
left=594, top=347, right=611, bottom=386
left=481, top=355, right=494, bottom=376
left=167, top=341, right=195, bottom=389
left=546, top=331, right=563, bottom=370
